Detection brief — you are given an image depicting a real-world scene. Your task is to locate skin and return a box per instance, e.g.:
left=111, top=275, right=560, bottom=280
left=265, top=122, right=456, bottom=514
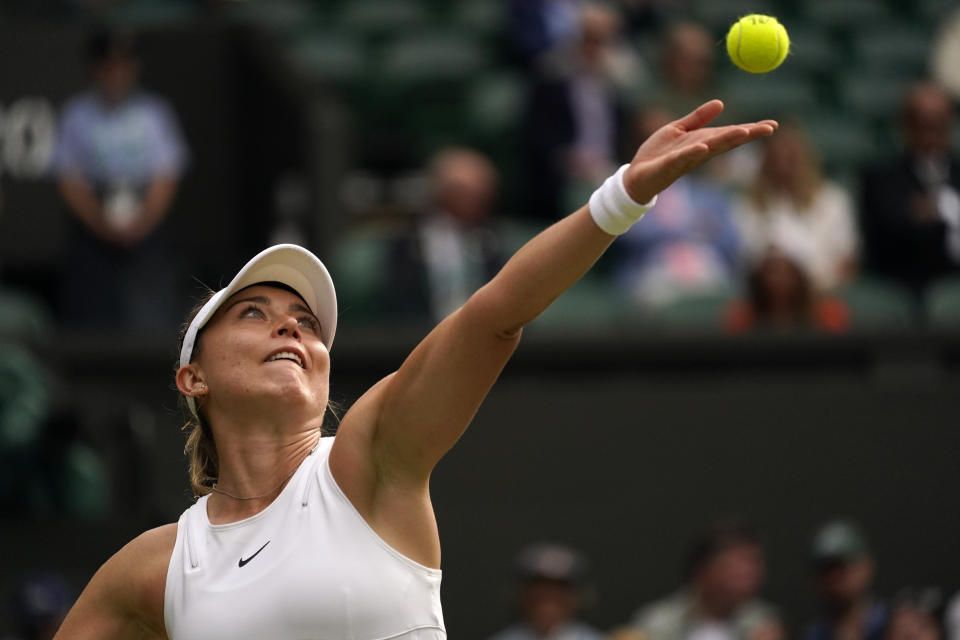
left=54, top=100, right=777, bottom=639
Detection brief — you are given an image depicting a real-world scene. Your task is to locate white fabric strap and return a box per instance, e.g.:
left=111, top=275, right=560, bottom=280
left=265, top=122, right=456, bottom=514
left=588, top=164, right=658, bottom=235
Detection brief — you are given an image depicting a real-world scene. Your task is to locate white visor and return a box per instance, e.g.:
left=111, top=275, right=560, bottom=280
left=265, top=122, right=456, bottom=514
left=179, top=244, right=337, bottom=414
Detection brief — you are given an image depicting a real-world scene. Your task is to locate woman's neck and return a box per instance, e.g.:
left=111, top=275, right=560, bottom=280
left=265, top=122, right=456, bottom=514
left=205, top=423, right=322, bottom=524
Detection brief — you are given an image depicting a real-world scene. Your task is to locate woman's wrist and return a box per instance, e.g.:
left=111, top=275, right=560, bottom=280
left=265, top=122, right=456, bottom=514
left=588, top=164, right=658, bottom=236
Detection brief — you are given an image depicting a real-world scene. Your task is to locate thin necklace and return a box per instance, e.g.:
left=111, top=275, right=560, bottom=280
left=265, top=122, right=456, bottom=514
left=209, top=442, right=318, bottom=501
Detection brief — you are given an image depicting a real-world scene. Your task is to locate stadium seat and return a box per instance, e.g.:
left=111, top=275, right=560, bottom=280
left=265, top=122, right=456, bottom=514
left=227, top=0, right=318, bottom=34
left=837, top=71, right=912, bottom=123
left=836, top=277, right=916, bottom=329
left=803, top=112, right=882, bottom=174
left=288, top=32, right=368, bottom=86
left=851, top=27, right=930, bottom=76
left=464, top=71, right=526, bottom=138
left=800, top=0, right=892, bottom=29
left=690, top=0, right=777, bottom=35
left=0, top=290, right=53, bottom=342
left=645, top=288, right=736, bottom=332
left=780, top=26, right=841, bottom=75
left=0, top=342, right=49, bottom=452
left=718, top=73, right=819, bottom=121
left=107, top=0, right=199, bottom=26
left=449, top=0, right=506, bottom=39
left=924, top=276, right=960, bottom=327
left=531, top=276, right=626, bottom=329
left=378, top=31, right=492, bottom=84
left=329, top=228, right=394, bottom=322
left=337, top=0, right=430, bottom=38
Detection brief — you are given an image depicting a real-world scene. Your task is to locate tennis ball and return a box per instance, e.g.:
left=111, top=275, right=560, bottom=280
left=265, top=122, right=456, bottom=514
left=726, top=14, right=790, bottom=73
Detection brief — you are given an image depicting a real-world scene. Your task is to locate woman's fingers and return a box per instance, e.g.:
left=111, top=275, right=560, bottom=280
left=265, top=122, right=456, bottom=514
left=674, top=99, right=725, bottom=132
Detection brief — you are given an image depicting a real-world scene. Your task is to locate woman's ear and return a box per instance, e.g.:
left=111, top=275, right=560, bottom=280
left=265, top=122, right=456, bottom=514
left=176, top=365, right=208, bottom=398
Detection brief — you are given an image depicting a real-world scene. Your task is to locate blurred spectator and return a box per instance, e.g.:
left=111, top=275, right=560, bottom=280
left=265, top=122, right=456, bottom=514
left=486, top=542, right=603, bottom=640
left=723, top=247, right=850, bottom=334
left=646, top=22, right=719, bottom=123
left=735, top=124, right=859, bottom=293
left=385, top=148, right=504, bottom=322
left=522, top=3, right=642, bottom=219
left=931, top=8, right=960, bottom=102
left=801, top=520, right=888, bottom=640
left=614, top=520, right=783, bottom=640
left=945, top=592, right=960, bottom=640
left=53, top=27, right=188, bottom=331
left=509, top=0, right=581, bottom=68
left=884, top=589, right=943, bottom=640
left=613, top=107, right=739, bottom=308
left=4, top=573, right=73, bottom=640
left=860, top=83, right=960, bottom=296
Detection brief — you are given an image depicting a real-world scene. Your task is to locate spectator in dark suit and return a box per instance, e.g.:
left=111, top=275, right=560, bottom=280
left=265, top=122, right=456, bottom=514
left=521, top=3, right=638, bottom=220
left=385, top=148, right=503, bottom=323
left=860, top=82, right=960, bottom=297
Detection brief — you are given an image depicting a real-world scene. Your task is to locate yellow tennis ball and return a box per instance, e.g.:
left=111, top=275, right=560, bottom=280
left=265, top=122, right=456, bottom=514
left=726, top=14, right=790, bottom=73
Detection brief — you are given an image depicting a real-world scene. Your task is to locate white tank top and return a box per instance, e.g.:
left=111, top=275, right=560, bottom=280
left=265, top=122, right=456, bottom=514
left=164, top=436, right=445, bottom=639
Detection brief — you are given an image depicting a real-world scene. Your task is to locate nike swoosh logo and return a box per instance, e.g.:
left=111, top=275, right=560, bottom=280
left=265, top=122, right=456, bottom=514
left=238, top=541, right=270, bottom=568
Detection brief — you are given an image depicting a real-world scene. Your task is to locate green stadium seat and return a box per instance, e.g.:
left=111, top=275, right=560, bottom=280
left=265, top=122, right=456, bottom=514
left=0, top=290, right=53, bottom=341
left=837, top=71, right=911, bottom=123
left=718, top=73, right=819, bottom=121
left=227, top=0, right=318, bottom=34
left=107, top=0, right=199, bottom=26
left=464, top=71, right=526, bottom=138
left=690, top=0, right=777, bottom=35
left=782, top=26, right=841, bottom=74
left=800, top=0, right=892, bottom=30
left=851, top=27, right=930, bottom=76
left=925, top=276, right=960, bottom=327
left=288, top=32, right=368, bottom=85
left=836, top=276, right=916, bottom=329
left=379, top=31, right=492, bottom=84
left=645, top=288, right=736, bottom=332
left=329, top=228, right=394, bottom=321
left=449, top=0, right=506, bottom=38
left=802, top=111, right=881, bottom=173
left=0, top=342, right=49, bottom=451
left=337, top=0, right=430, bottom=37
left=531, top=276, right=626, bottom=329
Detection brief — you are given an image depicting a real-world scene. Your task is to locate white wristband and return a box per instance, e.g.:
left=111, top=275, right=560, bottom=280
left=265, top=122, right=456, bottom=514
left=588, top=164, right=657, bottom=235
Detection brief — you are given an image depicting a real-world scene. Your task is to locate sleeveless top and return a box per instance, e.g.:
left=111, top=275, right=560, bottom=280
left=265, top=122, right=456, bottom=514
left=164, top=436, right=446, bottom=639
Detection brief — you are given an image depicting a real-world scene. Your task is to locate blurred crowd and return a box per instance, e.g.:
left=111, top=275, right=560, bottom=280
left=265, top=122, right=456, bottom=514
left=6, top=518, right=958, bottom=640
left=483, top=519, right=958, bottom=640
left=1, top=0, right=959, bottom=637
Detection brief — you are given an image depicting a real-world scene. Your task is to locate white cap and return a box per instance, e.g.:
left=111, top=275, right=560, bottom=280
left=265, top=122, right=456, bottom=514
left=179, top=244, right=337, bottom=413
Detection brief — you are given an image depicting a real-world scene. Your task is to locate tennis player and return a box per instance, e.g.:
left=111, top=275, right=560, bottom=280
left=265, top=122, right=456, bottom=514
left=54, top=100, right=776, bottom=639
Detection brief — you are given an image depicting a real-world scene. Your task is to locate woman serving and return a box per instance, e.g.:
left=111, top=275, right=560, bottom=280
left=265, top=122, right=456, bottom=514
left=54, top=101, right=776, bottom=639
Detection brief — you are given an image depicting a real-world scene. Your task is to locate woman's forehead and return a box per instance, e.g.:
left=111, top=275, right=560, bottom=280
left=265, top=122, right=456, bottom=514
left=226, top=282, right=309, bottom=307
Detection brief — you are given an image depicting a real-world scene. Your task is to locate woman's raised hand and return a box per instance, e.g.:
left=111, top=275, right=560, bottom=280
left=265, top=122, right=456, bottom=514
left=623, top=99, right=778, bottom=204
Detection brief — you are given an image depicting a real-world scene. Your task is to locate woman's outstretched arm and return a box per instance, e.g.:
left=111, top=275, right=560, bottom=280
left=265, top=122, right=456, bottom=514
left=342, top=101, right=777, bottom=485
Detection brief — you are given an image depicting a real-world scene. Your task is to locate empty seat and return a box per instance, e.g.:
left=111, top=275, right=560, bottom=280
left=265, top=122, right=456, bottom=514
left=288, top=32, right=368, bottom=85
left=800, top=0, right=892, bottom=29
left=925, top=276, right=960, bottom=326
left=719, top=72, right=819, bottom=121
left=852, top=27, right=930, bottom=75
left=690, top=0, right=777, bottom=35
left=337, top=0, right=430, bottom=37
left=838, top=71, right=912, bottom=123
left=532, top=276, right=626, bottom=329
left=379, top=31, right=491, bottom=84
left=803, top=111, right=881, bottom=173
left=781, top=25, right=841, bottom=74
left=836, top=276, right=916, bottom=329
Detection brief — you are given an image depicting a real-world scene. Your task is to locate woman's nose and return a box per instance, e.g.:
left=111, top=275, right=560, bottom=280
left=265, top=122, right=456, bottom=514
left=275, top=315, right=301, bottom=339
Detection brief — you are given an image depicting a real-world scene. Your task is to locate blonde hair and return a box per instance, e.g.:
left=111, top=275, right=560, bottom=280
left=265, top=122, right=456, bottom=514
left=177, top=289, right=219, bottom=497
left=749, top=123, right=822, bottom=212
left=176, top=286, right=340, bottom=498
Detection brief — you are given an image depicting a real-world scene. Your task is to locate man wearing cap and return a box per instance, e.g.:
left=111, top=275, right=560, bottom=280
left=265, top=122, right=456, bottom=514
left=802, top=520, right=888, bottom=640
left=613, top=520, right=783, bottom=640
left=487, top=543, right=604, bottom=640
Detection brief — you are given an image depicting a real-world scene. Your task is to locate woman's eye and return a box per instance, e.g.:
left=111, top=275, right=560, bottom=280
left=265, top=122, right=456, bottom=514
left=241, top=305, right=265, bottom=319
left=299, top=317, right=319, bottom=332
